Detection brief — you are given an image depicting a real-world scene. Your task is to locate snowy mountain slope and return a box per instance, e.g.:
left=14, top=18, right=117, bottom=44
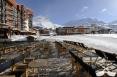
left=33, top=16, right=62, bottom=29
left=109, top=20, right=117, bottom=25
left=64, top=18, right=105, bottom=27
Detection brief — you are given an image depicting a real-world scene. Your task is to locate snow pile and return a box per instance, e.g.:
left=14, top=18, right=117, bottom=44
left=39, top=34, right=117, bottom=54
left=33, top=16, right=62, bottom=29
left=10, top=35, right=27, bottom=41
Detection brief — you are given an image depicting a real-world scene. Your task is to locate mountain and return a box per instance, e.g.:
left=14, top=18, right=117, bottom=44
left=108, top=21, right=117, bottom=31
left=33, top=16, right=62, bottom=29
left=64, top=18, right=105, bottom=27
left=109, top=20, right=117, bottom=25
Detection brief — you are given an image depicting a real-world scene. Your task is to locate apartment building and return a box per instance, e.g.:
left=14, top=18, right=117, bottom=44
left=0, top=0, right=6, bottom=24
left=15, top=5, right=21, bottom=31
left=6, top=0, right=17, bottom=28
left=0, top=0, right=17, bottom=39
left=24, top=8, right=33, bottom=31
left=0, top=0, right=34, bottom=39
left=56, top=26, right=90, bottom=35
left=56, top=25, right=112, bottom=35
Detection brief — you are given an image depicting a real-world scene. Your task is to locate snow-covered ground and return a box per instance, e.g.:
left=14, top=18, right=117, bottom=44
left=86, top=34, right=117, bottom=38
left=10, top=35, right=27, bottom=41
left=10, top=35, right=39, bottom=41
left=39, top=34, right=117, bottom=54
left=10, top=34, right=117, bottom=54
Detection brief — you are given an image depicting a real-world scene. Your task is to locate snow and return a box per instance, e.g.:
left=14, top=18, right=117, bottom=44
left=96, top=70, right=116, bottom=76
left=86, top=34, right=117, bottom=38
left=33, top=16, right=62, bottom=29
left=39, top=34, right=117, bottom=54
left=0, top=68, right=11, bottom=75
left=10, top=35, right=27, bottom=41
left=10, top=35, right=39, bottom=41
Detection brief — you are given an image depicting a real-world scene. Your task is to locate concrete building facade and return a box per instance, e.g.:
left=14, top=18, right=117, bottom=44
left=56, top=26, right=90, bottom=35
left=0, top=0, right=34, bottom=39
left=56, top=25, right=111, bottom=35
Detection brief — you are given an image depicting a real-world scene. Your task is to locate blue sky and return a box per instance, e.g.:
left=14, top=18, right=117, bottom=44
left=17, top=0, right=117, bottom=25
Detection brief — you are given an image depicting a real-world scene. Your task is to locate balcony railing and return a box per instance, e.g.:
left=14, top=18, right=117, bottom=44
left=0, top=23, right=9, bottom=29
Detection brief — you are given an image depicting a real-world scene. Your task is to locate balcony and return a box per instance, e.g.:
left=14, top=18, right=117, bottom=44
left=6, top=17, right=14, bottom=21
left=6, top=11, right=13, bottom=16
left=12, top=27, right=20, bottom=31
left=6, top=6, right=13, bottom=11
left=7, top=0, right=16, bottom=6
left=0, top=23, right=9, bottom=29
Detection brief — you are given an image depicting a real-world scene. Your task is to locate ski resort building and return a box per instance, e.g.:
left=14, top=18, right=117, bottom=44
left=56, top=25, right=111, bottom=35
left=0, top=0, right=34, bottom=40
